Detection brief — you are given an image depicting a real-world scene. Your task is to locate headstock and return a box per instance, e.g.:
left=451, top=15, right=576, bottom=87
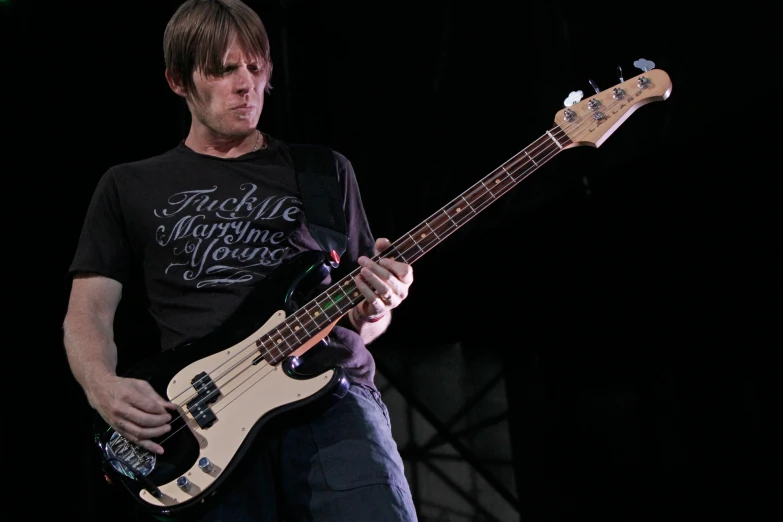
left=556, top=65, right=672, bottom=149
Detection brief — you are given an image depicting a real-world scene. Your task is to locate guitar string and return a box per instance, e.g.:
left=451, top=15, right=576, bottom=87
left=148, top=93, right=629, bottom=452
left=157, top=98, right=617, bottom=435
left=160, top=123, right=570, bottom=410
left=151, top=103, right=608, bottom=449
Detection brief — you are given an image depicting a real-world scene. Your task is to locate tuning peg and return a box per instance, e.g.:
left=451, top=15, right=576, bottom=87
left=588, top=79, right=600, bottom=94
left=563, top=90, right=583, bottom=107
left=617, top=66, right=623, bottom=82
left=633, top=58, right=655, bottom=72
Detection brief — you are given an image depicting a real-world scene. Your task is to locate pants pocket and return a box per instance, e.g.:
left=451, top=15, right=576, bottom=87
left=309, top=386, right=406, bottom=491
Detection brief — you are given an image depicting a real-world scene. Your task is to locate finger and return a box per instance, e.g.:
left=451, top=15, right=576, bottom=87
left=379, top=258, right=413, bottom=286
left=354, top=273, right=382, bottom=302
left=116, top=399, right=173, bottom=432
left=123, top=418, right=172, bottom=441
left=359, top=255, right=395, bottom=281
left=134, top=436, right=166, bottom=455
left=115, top=418, right=170, bottom=455
left=131, top=379, right=178, bottom=414
left=359, top=265, right=396, bottom=303
left=374, top=237, right=391, bottom=255
left=141, top=440, right=166, bottom=455
left=117, top=412, right=171, bottom=453
left=354, top=274, right=387, bottom=311
left=126, top=406, right=175, bottom=429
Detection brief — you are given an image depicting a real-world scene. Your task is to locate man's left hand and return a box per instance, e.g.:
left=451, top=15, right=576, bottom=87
left=354, top=237, right=414, bottom=318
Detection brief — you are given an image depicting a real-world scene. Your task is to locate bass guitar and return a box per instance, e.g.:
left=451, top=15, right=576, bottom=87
left=95, top=63, right=672, bottom=517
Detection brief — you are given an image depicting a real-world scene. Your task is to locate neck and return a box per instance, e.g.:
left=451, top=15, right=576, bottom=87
left=185, top=129, right=262, bottom=158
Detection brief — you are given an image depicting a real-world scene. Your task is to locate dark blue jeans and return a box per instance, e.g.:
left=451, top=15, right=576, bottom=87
left=142, top=384, right=417, bottom=522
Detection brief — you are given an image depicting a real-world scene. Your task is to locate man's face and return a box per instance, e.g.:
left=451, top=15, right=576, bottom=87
left=187, top=40, right=268, bottom=139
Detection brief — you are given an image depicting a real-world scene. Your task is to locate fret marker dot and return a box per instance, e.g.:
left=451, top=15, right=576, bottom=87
left=315, top=311, right=320, bottom=316
left=294, top=326, right=300, bottom=331
left=353, top=291, right=358, bottom=297
left=277, top=339, right=282, bottom=344
left=456, top=207, right=461, bottom=212
left=495, top=179, right=500, bottom=184
left=420, top=233, right=426, bottom=238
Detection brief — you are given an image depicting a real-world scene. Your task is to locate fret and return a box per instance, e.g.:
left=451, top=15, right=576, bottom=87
left=276, top=320, right=303, bottom=345
left=505, top=151, right=533, bottom=174
left=427, top=212, right=452, bottom=238
left=313, top=298, right=336, bottom=324
left=411, top=225, right=439, bottom=252
left=527, top=136, right=558, bottom=165
left=387, top=243, right=409, bottom=264
left=406, top=233, right=425, bottom=254
left=487, top=169, right=515, bottom=195
left=479, top=179, right=499, bottom=199
left=442, top=197, right=474, bottom=227
left=298, top=306, right=327, bottom=337
left=264, top=127, right=571, bottom=370
left=256, top=335, right=283, bottom=364
left=270, top=329, right=293, bottom=357
left=324, top=285, right=352, bottom=313
left=291, top=308, right=316, bottom=336
left=338, top=278, right=359, bottom=304
left=441, top=208, right=458, bottom=228
left=424, top=221, right=440, bottom=239
left=464, top=184, right=494, bottom=210
left=255, top=337, right=274, bottom=359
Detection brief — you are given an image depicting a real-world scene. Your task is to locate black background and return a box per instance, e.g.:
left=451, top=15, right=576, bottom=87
left=5, top=1, right=773, bottom=521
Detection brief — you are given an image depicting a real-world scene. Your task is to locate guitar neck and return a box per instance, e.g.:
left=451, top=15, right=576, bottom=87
left=381, top=125, right=570, bottom=265
left=257, top=124, right=571, bottom=363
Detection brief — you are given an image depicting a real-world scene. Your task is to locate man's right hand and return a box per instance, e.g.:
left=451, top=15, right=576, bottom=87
left=87, top=374, right=179, bottom=455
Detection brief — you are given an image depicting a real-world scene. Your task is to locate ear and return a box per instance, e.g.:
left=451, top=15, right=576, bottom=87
left=165, top=68, right=187, bottom=98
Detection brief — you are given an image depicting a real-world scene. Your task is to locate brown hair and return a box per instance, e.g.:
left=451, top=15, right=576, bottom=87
left=163, top=0, right=273, bottom=97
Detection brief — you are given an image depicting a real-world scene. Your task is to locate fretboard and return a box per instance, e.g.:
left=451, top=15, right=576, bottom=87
left=257, top=124, right=572, bottom=364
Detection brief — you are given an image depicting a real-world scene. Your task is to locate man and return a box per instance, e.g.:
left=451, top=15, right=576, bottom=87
left=61, top=0, right=417, bottom=520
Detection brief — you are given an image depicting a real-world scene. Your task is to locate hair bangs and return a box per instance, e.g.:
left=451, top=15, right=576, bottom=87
left=164, top=0, right=273, bottom=98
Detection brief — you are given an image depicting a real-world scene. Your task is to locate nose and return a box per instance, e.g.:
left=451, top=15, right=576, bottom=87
left=234, top=66, right=254, bottom=95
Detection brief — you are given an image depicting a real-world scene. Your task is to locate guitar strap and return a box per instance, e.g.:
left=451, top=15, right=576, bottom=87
left=289, top=143, right=348, bottom=267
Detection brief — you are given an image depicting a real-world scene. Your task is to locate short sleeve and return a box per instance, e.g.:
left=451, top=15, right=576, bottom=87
left=334, top=151, right=375, bottom=264
left=67, top=168, right=132, bottom=285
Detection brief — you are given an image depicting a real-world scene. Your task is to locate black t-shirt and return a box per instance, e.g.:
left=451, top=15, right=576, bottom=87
left=68, top=134, right=378, bottom=390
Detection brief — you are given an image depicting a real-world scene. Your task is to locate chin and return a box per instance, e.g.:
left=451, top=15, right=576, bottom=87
left=225, top=120, right=257, bottom=134
left=234, top=116, right=259, bottom=129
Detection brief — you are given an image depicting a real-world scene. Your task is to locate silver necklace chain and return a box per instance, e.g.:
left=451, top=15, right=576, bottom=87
left=252, top=130, right=263, bottom=152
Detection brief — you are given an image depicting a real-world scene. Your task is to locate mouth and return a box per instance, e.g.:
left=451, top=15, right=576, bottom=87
left=230, top=104, right=255, bottom=111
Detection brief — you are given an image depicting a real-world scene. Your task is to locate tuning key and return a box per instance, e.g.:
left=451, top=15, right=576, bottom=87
left=563, top=90, right=583, bottom=107
left=617, top=66, right=624, bottom=82
left=633, top=58, right=655, bottom=72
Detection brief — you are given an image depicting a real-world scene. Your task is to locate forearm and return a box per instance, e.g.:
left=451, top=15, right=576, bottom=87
left=348, top=304, right=391, bottom=345
left=62, top=312, right=119, bottom=401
